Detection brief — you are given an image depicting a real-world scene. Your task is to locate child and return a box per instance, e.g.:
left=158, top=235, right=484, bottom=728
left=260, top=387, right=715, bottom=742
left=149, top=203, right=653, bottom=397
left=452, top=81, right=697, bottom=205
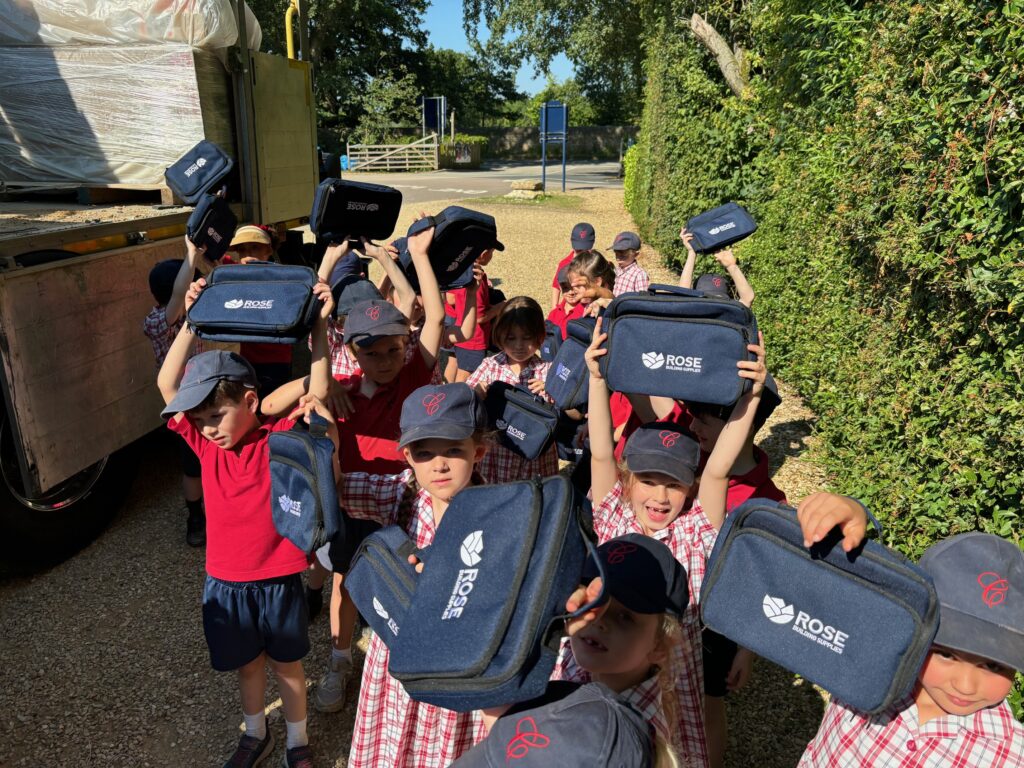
left=678, top=228, right=755, bottom=308
left=156, top=273, right=334, bottom=768
left=800, top=531, right=1024, bottom=766
left=339, top=382, right=491, bottom=767
left=566, top=250, right=616, bottom=315
left=142, top=237, right=209, bottom=546
left=466, top=296, right=559, bottom=484
left=551, top=222, right=596, bottom=310
left=547, top=266, right=587, bottom=339
left=610, top=231, right=650, bottom=296
left=451, top=248, right=502, bottom=381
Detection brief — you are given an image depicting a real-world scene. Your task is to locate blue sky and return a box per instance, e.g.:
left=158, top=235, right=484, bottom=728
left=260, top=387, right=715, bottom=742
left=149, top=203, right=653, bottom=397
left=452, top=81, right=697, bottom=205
left=421, top=0, right=574, bottom=95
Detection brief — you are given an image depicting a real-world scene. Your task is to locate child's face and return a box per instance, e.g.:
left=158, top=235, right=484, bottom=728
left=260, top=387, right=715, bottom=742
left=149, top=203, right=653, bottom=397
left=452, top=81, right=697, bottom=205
left=917, top=646, right=1015, bottom=717
left=403, top=437, right=487, bottom=504
left=614, top=249, right=638, bottom=268
left=628, top=471, right=692, bottom=534
left=352, top=335, right=408, bottom=384
left=188, top=391, right=260, bottom=450
left=689, top=408, right=727, bottom=453
left=560, top=284, right=580, bottom=306
left=230, top=242, right=273, bottom=262
left=500, top=327, right=540, bottom=365
left=569, top=596, right=664, bottom=677
left=569, top=274, right=594, bottom=304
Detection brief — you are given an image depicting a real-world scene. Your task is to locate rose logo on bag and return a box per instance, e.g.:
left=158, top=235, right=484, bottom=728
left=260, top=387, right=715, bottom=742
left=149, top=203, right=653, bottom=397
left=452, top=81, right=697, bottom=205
left=642, top=351, right=665, bottom=370
left=365, top=304, right=381, bottom=321
left=762, top=594, right=795, bottom=624
left=659, top=430, right=681, bottom=447
left=607, top=542, right=638, bottom=564
left=978, top=572, right=1009, bottom=607
left=422, top=392, right=446, bottom=415
left=505, top=716, right=550, bottom=761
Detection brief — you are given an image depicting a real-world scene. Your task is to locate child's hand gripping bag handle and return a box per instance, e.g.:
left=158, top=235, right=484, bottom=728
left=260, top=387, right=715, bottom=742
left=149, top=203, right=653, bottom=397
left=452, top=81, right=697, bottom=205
left=406, top=215, right=438, bottom=237
left=646, top=283, right=706, bottom=299
left=807, top=497, right=883, bottom=560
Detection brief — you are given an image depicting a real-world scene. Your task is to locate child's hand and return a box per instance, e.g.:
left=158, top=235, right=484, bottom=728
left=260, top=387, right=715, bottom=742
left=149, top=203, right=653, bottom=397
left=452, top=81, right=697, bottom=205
left=408, top=212, right=434, bottom=257
left=527, top=378, right=546, bottom=396
left=584, top=297, right=612, bottom=317
left=797, top=493, right=870, bottom=553
left=736, top=331, right=766, bottom=395
left=184, top=277, right=207, bottom=311
left=185, top=236, right=207, bottom=263
left=726, top=647, right=754, bottom=692
left=313, top=279, right=335, bottom=320
left=564, top=577, right=606, bottom=634
left=360, top=237, right=398, bottom=262
left=584, top=317, right=608, bottom=380
left=467, top=263, right=485, bottom=292
left=326, top=377, right=354, bottom=420
left=715, top=249, right=737, bottom=269
left=679, top=227, right=697, bottom=255
left=407, top=552, right=425, bottom=574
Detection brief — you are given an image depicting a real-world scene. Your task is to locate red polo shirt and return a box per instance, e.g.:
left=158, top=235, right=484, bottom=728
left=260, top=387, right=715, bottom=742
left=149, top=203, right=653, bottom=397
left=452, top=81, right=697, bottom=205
left=334, top=351, right=432, bottom=474
left=547, top=300, right=586, bottom=338
left=695, top=446, right=787, bottom=510
left=169, top=415, right=308, bottom=582
left=450, top=271, right=492, bottom=351
left=552, top=251, right=575, bottom=288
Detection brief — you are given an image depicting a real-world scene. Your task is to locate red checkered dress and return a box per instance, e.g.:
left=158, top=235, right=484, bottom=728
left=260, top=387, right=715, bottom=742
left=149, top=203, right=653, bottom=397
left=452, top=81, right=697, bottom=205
left=552, top=482, right=716, bottom=768
left=466, top=353, right=559, bottom=484
left=799, top=695, right=1024, bottom=767
left=613, top=261, right=650, bottom=296
left=142, top=306, right=202, bottom=369
left=341, top=469, right=486, bottom=767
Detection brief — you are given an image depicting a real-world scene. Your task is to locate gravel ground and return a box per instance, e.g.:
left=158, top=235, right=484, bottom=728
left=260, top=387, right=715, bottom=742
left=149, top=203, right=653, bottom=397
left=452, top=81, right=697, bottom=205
left=0, top=188, right=830, bottom=767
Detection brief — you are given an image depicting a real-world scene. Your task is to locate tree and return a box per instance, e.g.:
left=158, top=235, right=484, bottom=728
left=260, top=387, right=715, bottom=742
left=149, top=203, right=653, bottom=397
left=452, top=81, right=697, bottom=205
left=413, top=47, right=523, bottom=128
left=354, top=68, right=421, bottom=143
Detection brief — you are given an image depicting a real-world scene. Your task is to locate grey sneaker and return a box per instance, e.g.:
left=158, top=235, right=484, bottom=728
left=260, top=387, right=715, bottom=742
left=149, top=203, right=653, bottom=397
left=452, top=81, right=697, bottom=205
left=224, top=727, right=274, bottom=768
left=313, top=655, right=352, bottom=713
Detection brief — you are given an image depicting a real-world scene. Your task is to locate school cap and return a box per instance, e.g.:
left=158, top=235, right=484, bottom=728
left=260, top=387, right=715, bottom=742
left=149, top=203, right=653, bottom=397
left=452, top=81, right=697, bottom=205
left=449, top=683, right=654, bottom=768
left=919, top=533, right=1024, bottom=672
left=584, top=534, right=689, bottom=617
left=332, top=275, right=382, bottom=319
left=609, top=231, right=641, bottom=251
left=230, top=225, right=271, bottom=247
left=570, top=223, right=596, bottom=252
left=398, top=383, right=487, bottom=448
left=343, top=299, right=409, bottom=347
left=160, top=350, right=256, bottom=418
left=695, top=273, right=731, bottom=299
left=622, top=422, right=700, bottom=487
left=556, top=266, right=572, bottom=291
left=148, top=259, right=183, bottom=304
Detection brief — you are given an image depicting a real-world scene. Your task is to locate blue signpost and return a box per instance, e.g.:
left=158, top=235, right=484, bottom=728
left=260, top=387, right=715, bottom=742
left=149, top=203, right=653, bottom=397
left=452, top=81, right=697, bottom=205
left=421, top=95, right=448, bottom=141
left=540, top=100, right=568, bottom=193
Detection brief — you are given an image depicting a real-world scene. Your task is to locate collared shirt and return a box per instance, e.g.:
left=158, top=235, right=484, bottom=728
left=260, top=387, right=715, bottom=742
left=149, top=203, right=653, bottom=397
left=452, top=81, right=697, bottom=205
left=613, top=260, right=651, bottom=296
left=546, top=300, right=587, bottom=339
left=142, top=306, right=203, bottom=370
left=799, top=696, right=1024, bottom=767
left=342, top=469, right=486, bottom=767
left=467, top=352, right=560, bottom=484
left=324, top=319, right=425, bottom=379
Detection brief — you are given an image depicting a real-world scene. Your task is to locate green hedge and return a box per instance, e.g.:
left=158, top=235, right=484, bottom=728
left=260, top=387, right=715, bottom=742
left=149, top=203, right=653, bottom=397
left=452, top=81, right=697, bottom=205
left=627, top=0, right=1024, bottom=562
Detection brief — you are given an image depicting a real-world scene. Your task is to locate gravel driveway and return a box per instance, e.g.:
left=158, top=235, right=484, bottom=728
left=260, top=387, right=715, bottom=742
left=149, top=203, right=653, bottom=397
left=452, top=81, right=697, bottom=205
left=0, top=189, right=828, bottom=767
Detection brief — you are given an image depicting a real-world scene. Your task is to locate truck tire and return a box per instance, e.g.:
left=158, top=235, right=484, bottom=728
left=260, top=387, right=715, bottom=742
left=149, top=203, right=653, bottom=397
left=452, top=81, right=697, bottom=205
left=0, top=414, right=139, bottom=571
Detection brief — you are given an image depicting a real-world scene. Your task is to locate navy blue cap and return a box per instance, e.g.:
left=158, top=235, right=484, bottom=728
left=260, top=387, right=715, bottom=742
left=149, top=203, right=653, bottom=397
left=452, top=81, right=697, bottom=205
left=584, top=534, right=689, bottom=617
left=622, top=422, right=700, bottom=487
left=609, top=231, right=641, bottom=251
left=695, top=273, right=731, bottom=299
left=570, top=223, right=596, bottom=252
left=161, top=350, right=256, bottom=417
left=556, top=265, right=571, bottom=291
left=450, top=683, right=654, bottom=768
left=398, top=383, right=487, bottom=448
left=343, top=299, right=409, bottom=346
left=332, top=275, right=382, bottom=319
left=920, top=533, right=1024, bottom=672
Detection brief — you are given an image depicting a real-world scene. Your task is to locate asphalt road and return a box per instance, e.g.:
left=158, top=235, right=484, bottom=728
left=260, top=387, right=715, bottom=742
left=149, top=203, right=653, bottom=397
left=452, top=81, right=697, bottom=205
left=343, top=160, right=623, bottom=204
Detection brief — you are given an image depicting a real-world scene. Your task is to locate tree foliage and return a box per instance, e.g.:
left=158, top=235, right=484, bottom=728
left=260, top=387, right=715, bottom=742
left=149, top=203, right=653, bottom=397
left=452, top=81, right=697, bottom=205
left=414, top=47, right=523, bottom=128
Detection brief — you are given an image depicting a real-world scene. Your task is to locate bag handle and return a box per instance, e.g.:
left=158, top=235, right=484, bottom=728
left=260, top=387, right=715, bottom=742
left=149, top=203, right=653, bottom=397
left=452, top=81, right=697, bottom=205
left=406, top=215, right=438, bottom=237
left=306, top=411, right=331, bottom=440
left=647, top=283, right=706, bottom=299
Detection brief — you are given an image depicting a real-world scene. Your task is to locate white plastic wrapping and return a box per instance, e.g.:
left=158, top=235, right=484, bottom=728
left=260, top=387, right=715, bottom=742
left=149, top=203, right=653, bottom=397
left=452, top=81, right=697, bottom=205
left=0, top=44, right=235, bottom=187
left=0, top=0, right=261, bottom=51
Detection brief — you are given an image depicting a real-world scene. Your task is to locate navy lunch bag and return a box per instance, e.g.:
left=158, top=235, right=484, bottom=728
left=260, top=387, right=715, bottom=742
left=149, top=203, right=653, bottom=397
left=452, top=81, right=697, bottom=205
left=540, top=320, right=563, bottom=362
left=346, top=524, right=422, bottom=642
left=164, top=140, right=235, bottom=205
left=401, top=206, right=502, bottom=292
left=700, top=499, right=938, bottom=714
left=346, top=476, right=604, bottom=712
left=685, top=202, right=757, bottom=254
left=545, top=316, right=598, bottom=411
left=269, top=412, right=341, bottom=555
left=186, top=194, right=237, bottom=261
left=309, top=178, right=403, bottom=243
left=554, top=414, right=589, bottom=463
left=483, top=382, right=559, bottom=461
left=599, top=284, right=758, bottom=406
left=186, top=263, right=320, bottom=344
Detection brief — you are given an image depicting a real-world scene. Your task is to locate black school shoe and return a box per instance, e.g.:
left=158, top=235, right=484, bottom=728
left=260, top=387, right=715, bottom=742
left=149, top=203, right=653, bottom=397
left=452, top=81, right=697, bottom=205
left=224, top=728, right=274, bottom=768
left=186, top=507, right=206, bottom=548
left=282, top=745, right=314, bottom=768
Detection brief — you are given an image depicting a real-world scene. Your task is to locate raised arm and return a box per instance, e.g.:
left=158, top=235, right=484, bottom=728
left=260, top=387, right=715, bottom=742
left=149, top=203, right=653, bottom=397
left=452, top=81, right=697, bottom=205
left=407, top=215, right=444, bottom=371
left=157, top=278, right=205, bottom=417
left=165, top=237, right=208, bottom=326
left=316, top=240, right=352, bottom=283
left=584, top=318, right=619, bottom=504
left=361, top=237, right=416, bottom=319
left=678, top=227, right=697, bottom=289
left=715, top=249, right=755, bottom=307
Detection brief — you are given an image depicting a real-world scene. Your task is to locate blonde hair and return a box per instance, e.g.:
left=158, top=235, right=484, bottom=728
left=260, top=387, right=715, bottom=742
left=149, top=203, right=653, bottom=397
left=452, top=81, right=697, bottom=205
left=654, top=615, right=684, bottom=749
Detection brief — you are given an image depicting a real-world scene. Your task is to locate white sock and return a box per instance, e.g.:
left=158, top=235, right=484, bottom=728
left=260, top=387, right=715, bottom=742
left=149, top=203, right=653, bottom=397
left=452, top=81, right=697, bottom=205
left=332, top=646, right=352, bottom=663
left=285, top=718, right=309, bottom=749
left=243, top=711, right=266, bottom=740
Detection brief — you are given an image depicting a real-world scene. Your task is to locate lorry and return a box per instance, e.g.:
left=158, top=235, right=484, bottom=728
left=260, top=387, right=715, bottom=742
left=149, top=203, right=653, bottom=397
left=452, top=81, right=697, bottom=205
left=0, top=1, right=318, bottom=565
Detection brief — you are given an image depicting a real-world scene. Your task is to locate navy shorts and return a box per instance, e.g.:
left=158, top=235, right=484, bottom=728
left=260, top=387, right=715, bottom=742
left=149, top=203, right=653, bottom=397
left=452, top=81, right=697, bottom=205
left=454, top=347, right=487, bottom=373
left=177, top=434, right=201, bottom=479
left=202, top=574, right=309, bottom=671
left=702, top=626, right=739, bottom=697
left=327, top=514, right=382, bottom=573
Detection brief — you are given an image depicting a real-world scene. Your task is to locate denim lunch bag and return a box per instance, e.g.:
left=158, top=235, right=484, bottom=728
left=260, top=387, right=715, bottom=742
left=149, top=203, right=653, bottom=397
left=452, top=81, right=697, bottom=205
left=309, top=178, right=403, bottom=243
left=186, top=194, right=237, bottom=261
left=545, top=316, right=598, bottom=411
left=685, top=202, right=757, bottom=254
left=401, top=206, right=502, bottom=292
left=483, top=382, right=559, bottom=460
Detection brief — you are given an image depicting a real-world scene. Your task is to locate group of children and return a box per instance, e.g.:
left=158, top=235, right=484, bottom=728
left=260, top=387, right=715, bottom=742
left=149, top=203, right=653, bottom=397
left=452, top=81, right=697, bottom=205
left=145, top=216, right=1024, bottom=768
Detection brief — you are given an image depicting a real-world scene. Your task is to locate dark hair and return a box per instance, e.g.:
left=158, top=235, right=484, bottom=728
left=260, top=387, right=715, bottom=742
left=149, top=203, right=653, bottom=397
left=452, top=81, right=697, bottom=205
left=186, top=379, right=253, bottom=415
left=491, top=296, right=546, bottom=350
left=148, top=259, right=183, bottom=306
left=567, top=250, right=615, bottom=289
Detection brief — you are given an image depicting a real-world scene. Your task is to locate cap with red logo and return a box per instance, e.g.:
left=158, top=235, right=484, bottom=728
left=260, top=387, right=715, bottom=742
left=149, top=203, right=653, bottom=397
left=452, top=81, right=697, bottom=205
left=343, top=298, right=409, bottom=346
left=621, top=422, right=700, bottom=487
left=449, top=682, right=654, bottom=767
left=583, top=534, right=689, bottom=617
left=919, top=532, right=1024, bottom=672
left=570, top=222, right=596, bottom=252
left=695, top=273, right=731, bottom=299
left=398, top=383, right=487, bottom=448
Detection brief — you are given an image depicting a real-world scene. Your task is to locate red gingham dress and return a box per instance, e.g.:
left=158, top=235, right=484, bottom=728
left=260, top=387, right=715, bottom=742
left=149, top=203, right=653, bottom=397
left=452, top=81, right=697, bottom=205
left=799, top=695, right=1024, bottom=767
left=553, top=482, right=717, bottom=768
left=341, top=469, right=486, bottom=768
left=466, top=353, right=560, bottom=484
